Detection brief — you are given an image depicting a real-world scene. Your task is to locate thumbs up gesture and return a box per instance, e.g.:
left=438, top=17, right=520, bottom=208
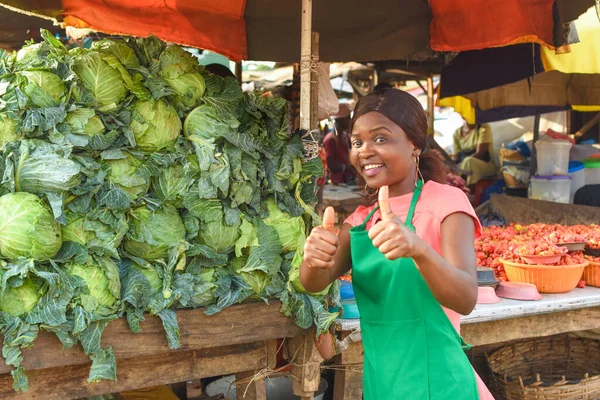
left=304, top=207, right=339, bottom=269
left=368, top=186, right=423, bottom=260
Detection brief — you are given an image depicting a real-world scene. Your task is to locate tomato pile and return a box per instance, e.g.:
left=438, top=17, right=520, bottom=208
left=476, top=223, right=600, bottom=280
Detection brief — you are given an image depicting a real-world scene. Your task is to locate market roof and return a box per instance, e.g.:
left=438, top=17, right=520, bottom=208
left=0, top=0, right=596, bottom=61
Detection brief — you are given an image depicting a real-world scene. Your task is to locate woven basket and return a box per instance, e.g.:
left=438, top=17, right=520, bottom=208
left=487, top=336, right=600, bottom=400
left=583, top=261, right=600, bottom=287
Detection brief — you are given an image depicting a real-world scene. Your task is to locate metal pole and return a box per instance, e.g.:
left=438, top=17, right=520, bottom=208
left=531, top=114, right=541, bottom=177
left=426, top=75, right=434, bottom=135
left=235, top=61, right=243, bottom=84
left=299, top=0, right=313, bottom=130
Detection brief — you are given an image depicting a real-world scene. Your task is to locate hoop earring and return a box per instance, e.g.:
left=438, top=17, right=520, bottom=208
left=414, top=154, right=424, bottom=186
left=364, top=183, right=378, bottom=195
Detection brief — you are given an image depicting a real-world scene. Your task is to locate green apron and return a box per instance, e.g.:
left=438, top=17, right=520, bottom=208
left=350, top=181, right=479, bottom=400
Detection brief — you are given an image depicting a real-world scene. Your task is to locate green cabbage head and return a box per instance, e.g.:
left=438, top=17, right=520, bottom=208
left=19, top=70, right=67, bottom=107
left=124, top=205, right=186, bottom=260
left=61, top=210, right=128, bottom=258
left=131, top=263, right=162, bottom=293
left=0, top=278, right=39, bottom=317
left=152, top=164, right=191, bottom=208
left=264, top=198, right=306, bottom=253
left=66, top=108, right=106, bottom=136
left=72, top=51, right=128, bottom=112
left=93, top=39, right=141, bottom=69
left=159, top=45, right=205, bottom=110
left=0, top=113, right=20, bottom=147
left=0, top=192, right=62, bottom=261
left=68, top=257, right=120, bottom=315
left=130, top=98, right=182, bottom=152
left=106, top=153, right=150, bottom=200
left=200, top=218, right=240, bottom=254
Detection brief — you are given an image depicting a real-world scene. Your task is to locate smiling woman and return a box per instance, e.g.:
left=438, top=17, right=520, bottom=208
left=300, top=89, right=494, bottom=399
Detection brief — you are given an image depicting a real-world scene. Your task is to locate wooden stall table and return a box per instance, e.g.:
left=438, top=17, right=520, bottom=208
left=0, top=302, right=324, bottom=400
left=332, top=287, right=600, bottom=400
left=321, top=184, right=363, bottom=228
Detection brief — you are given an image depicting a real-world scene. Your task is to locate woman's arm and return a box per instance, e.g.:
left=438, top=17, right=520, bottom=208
left=299, top=221, right=353, bottom=293
left=370, top=188, right=478, bottom=315
left=412, top=212, right=478, bottom=315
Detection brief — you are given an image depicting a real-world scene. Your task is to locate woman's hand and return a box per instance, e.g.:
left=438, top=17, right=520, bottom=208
left=368, top=186, right=425, bottom=260
left=304, top=207, right=339, bottom=269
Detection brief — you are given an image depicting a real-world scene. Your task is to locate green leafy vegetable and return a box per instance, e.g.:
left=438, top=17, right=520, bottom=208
left=0, top=192, right=62, bottom=261
left=130, top=98, right=182, bottom=152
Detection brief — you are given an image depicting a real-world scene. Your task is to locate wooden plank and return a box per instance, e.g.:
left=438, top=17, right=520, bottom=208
left=0, top=342, right=269, bottom=400
left=0, top=302, right=305, bottom=375
left=462, top=306, right=600, bottom=347
left=478, top=194, right=600, bottom=225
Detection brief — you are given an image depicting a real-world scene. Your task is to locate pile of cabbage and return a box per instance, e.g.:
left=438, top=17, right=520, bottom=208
left=0, top=31, right=338, bottom=391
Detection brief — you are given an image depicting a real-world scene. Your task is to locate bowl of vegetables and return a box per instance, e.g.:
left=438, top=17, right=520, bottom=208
left=514, top=242, right=568, bottom=265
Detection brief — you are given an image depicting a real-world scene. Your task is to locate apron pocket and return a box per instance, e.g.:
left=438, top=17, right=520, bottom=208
left=361, top=317, right=430, bottom=400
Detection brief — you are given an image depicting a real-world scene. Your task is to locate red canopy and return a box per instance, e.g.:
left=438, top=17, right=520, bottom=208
left=0, top=0, right=595, bottom=61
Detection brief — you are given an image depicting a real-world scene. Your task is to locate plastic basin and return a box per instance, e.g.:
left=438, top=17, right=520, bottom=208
left=500, top=259, right=587, bottom=293
left=495, top=281, right=543, bottom=301
left=477, top=286, right=501, bottom=304
left=583, top=261, right=600, bottom=287
left=517, top=253, right=562, bottom=265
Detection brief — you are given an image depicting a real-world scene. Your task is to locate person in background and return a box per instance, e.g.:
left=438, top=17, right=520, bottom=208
left=323, top=106, right=357, bottom=185
left=452, top=120, right=497, bottom=186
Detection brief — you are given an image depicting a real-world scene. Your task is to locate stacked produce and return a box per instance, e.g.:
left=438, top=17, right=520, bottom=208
left=0, top=31, right=338, bottom=391
left=476, top=223, right=600, bottom=280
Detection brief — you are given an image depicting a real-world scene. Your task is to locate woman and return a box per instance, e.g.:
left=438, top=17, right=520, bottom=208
left=300, top=89, right=493, bottom=399
left=452, top=121, right=497, bottom=186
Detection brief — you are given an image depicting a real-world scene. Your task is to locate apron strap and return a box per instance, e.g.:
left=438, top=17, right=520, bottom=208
left=357, top=206, right=380, bottom=229
left=404, top=180, right=423, bottom=232
left=356, top=180, right=424, bottom=231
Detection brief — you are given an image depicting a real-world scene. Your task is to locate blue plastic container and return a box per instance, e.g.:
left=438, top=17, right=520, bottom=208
left=339, top=280, right=355, bottom=300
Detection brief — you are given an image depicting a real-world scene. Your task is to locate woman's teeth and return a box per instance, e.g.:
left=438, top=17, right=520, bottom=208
left=364, top=164, right=384, bottom=170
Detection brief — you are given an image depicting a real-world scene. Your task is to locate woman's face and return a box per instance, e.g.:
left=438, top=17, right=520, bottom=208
left=349, top=111, right=416, bottom=195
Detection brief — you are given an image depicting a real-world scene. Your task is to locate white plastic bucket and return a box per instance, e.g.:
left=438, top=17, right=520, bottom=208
left=535, top=140, right=572, bottom=175
left=530, top=175, right=572, bottom=204
left=206, top=375, right=328, bottom=400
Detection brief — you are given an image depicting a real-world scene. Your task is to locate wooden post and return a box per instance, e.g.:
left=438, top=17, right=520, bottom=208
left=574, top=111, right=600, bottom=139
left=236, top=369, right=266, bottom=400
left=426, top=75, right=435, bottom=135
left=531, top=114, right=541, bottom=177
left=288, top=332, right=322, bottom=399
left=310, top=32, right=320, bottom=129
left=299, top=0, right=313, bottom=131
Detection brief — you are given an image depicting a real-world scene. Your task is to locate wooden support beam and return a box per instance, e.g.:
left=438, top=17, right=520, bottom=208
left=426, top=75, right=434, bottom=136
left=288, top=333, right=322, bottom=399
left=299, top=0, right=313, bottom=130
left=310, top=32, right=320, bottom=129
left=574, top=111, right=600, bottom=139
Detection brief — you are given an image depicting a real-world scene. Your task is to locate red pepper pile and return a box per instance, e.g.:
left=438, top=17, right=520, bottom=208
left=476, top=223, right=600, bottom=280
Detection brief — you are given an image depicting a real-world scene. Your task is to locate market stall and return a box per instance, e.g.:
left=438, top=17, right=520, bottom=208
left=332, top=288, right=600, bottom=400
left=0, top=2, right=598, bottom=400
